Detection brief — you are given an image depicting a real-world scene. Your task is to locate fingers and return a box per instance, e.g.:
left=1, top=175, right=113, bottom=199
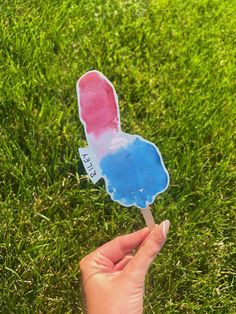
left=122, top=220, right=170, bottom=282
left=95, top=227, right=150, bottom=263
left=113, top=254, right=133, bottom=271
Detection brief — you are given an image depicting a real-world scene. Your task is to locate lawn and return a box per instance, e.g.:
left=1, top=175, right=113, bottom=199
left=0, top=0, right=235, bottom=313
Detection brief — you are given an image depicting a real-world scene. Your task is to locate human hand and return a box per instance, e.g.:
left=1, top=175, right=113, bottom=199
left=80, top=220, right=170, bottom=314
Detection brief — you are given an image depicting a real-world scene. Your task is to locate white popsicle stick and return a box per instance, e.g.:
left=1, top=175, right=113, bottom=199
left=140, top=206, right=156, bottom=232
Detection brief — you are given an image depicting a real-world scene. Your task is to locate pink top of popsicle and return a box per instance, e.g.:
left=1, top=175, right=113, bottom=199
left=78, top=71, right=119, bottom=137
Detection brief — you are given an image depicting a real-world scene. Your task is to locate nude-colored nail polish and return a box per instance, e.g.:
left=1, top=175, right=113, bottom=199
left=162, top=220, right=170, bottom=237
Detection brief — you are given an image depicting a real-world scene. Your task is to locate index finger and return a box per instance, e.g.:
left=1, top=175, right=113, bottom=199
left=97, top=227, right=150, bottom=263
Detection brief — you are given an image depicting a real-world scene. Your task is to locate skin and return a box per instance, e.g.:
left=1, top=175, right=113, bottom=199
left=80, top=220, right=170, bottom=314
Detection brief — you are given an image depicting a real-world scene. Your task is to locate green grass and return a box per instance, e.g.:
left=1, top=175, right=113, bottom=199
left=1, top=0, right=236, bottom=312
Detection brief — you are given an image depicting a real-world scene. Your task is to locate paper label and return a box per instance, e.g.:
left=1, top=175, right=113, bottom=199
left=78, top=147, right=102, bottom=184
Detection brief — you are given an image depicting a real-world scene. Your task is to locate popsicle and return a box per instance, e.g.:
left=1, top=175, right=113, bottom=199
left=77, top=70, right=169, bottom=230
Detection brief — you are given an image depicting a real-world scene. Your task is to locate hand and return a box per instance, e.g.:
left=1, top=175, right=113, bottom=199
left=80, top=220, right=170, bottom=314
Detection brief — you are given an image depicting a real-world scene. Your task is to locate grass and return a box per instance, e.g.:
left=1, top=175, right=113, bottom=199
left=0, top=0, right=235, bottom=312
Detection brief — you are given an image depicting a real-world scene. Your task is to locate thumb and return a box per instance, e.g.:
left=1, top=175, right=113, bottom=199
left=122, top=220, right=170, bottom=282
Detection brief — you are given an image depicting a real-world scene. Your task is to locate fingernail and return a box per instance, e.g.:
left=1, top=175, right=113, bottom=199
left=162, top=220, right=170, bottom=237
